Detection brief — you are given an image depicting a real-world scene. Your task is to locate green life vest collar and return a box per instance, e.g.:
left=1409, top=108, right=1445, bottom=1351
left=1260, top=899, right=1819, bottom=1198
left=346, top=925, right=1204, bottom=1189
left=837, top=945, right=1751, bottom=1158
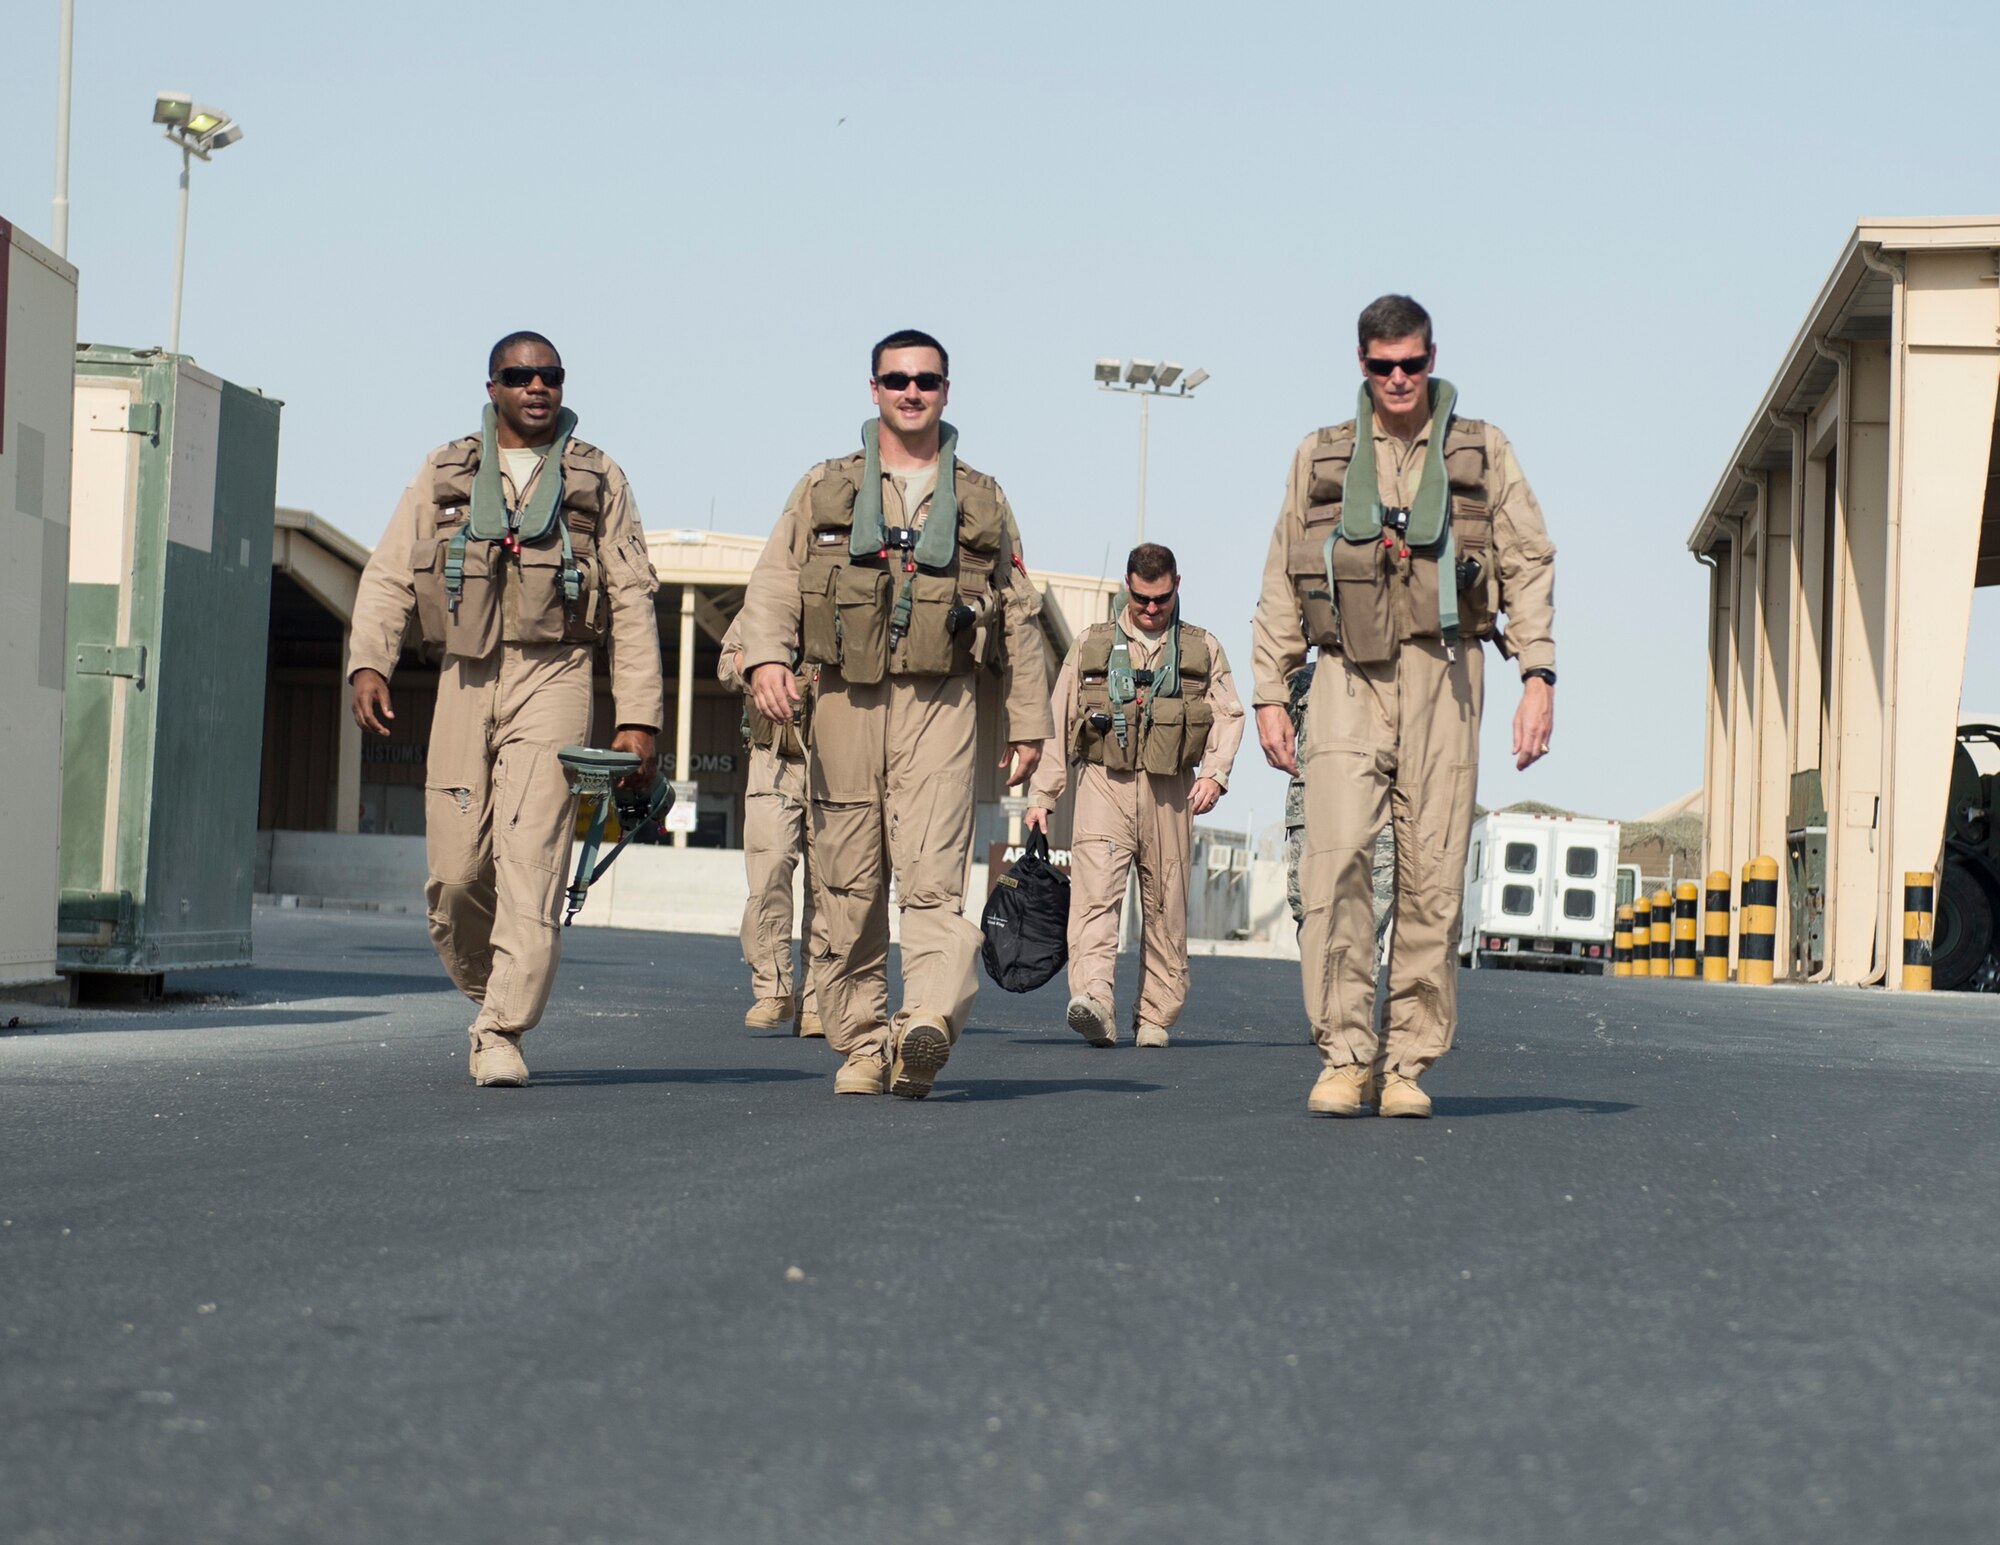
left=1106, top=606, right=1183, bottom=747
left=849, top=419, right=959, bottom=569
left=470, top=402, right=574, bottom=542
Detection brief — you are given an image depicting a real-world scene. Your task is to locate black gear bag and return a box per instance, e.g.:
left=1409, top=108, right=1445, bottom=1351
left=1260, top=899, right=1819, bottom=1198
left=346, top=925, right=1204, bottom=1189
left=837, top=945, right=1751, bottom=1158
left=980, top=829, right=1071, bottom=992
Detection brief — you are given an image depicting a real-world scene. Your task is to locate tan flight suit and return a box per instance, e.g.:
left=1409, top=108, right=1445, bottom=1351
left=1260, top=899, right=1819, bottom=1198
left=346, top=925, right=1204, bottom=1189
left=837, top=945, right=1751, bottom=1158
left=1029, top=610, right=1245, bottom=1031
left=349, top=433, right=664, bottom=1041
left=1251, top=410, right=1555, bottom=1078
left=718, top=619, right=819, bottom=1019
left=734, top=447, right=1053, bottom=1063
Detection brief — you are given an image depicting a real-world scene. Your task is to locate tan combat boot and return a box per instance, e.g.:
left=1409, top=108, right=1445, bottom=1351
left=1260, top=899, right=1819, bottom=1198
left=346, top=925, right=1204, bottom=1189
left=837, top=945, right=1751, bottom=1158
left=797, top=1008, right=825, bottom=1039
left=834, top=1051, right=888, bottom=1095
left=469, top=1030, right=529, bottom=1088
left=1377, top=1072, right=1432, bottom=1119
left=1066, top=995, right=1116, bottom=1047
left=1307, top=1063, right=1375, bottom=1117
left=744, top=997, right=794, bottom=1031
left=1134, top=1023, right=1170, bottom=1049
left=888, top=1014, right=951, bottom=1100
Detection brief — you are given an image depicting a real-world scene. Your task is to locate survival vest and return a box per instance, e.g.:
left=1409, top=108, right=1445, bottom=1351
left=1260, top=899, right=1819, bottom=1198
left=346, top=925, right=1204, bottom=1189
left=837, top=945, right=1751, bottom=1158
left=410, top=406, right=619, bottom=659
left=1286, top=379, right=1499, bottom=666
left=1070, top=617, right=1215, bottom=777
left=797, top=420, right=1008, bottom=684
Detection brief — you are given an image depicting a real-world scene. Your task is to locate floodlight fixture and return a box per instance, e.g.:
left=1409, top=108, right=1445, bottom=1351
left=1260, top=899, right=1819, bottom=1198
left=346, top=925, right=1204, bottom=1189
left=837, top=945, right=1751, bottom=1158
left=1181, top=367, right=1209, bottom=392
left=153, top=91, right=193, bottom=126
left=186, top=106, right=226, bottom=135
left=204, top=122, right=244, bottom=152
left=1124, top=359, right=1156, bottom=386
left=1093, top=358, right=1121, bottom=384
left=1153, top=362, right=1183, bottom=389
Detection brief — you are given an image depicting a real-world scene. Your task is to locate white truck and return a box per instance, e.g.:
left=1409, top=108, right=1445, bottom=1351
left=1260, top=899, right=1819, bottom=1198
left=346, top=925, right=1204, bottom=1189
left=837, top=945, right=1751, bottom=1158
left=1460, top=811, right=1621, bottom=974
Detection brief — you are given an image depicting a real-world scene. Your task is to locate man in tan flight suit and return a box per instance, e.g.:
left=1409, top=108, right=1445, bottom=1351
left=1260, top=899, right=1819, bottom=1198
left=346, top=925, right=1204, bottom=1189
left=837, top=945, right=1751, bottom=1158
left=1252, top=295, right=1556, bottom=1119
left=738, top=328, right=1053, bottom=1099
left=718, top=617, right=823, bottom=1038
left=350, top=332, right=664, bottom=1087
left=1024, top=543, right=1244, bottom=1048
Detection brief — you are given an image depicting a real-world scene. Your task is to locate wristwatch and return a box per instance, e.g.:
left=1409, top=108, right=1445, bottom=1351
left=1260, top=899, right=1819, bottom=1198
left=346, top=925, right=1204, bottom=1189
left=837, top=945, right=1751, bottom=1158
left=1522, top=668, right=1556, bottom=688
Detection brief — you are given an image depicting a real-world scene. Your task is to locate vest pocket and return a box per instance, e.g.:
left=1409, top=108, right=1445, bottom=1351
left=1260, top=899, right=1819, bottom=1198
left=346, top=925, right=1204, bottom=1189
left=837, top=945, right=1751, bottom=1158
left=799, top=554, right=842, bottom=667
left=410, top=535, right=447, bottom=643
left=510, top=545, right=570, bottom=645
left=1451, top=496, right=1496, bottom=639
left=1288, top=538, right=1339, bottom=650
left=898, top=572, right=961, bottom=677
left=1138, top=696, right=1190, bottom=777
left=1330, top=539, right=1395, bottom=664
left=834, top=566, right=891, bottom=684
left=1183, top=697, right=1215, bottom=774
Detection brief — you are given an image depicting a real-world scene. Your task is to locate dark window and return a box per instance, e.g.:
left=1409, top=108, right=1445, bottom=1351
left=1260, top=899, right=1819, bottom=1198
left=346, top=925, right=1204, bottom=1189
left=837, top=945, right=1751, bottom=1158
left=1504, top=843, right=1537, bottom=874
left=1563, top=889, right=1596, bottom=921
left=1502, top=885, right=1535, bottom=916
left=1565, top=847, right=1598, bottom=879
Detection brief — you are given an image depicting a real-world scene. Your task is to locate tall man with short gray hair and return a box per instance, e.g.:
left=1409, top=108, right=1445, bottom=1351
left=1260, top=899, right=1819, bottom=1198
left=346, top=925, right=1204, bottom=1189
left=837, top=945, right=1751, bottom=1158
left=349, top=332, right=664, bottom=1087
left=1253, top=295, right=1557, bottom=1118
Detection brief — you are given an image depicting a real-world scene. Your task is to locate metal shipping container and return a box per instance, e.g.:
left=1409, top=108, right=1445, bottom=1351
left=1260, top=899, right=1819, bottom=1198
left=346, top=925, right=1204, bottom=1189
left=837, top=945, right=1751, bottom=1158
left=60, top=346, right=281, bottom=977
left=0, top=216, right=79, bottom=991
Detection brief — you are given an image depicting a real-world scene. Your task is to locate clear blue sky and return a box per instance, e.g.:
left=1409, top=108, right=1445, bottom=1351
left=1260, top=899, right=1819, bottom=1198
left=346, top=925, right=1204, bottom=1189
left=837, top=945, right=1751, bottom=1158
left=7, top=0, right=1998, bottom=843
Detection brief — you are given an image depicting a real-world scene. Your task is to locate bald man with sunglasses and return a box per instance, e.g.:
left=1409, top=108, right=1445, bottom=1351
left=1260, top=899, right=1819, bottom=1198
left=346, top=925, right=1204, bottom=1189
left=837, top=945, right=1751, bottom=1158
left=1252, top=294, right=1557, bottom=1119
left=736, top=328, right=1053, bottom=1100
left=1026, top=543, right=1245, bottom=1048
left=348, top=332, right=663, bottom=1088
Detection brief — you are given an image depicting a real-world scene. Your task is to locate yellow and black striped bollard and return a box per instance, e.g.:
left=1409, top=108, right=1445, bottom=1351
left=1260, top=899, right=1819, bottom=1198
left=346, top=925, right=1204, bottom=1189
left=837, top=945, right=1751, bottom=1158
left=1673, top=881, right=1699, bottom=977
left=1738, top=857, right=1778, bottom=985
left=1703, top=870, right=1731, bottom=982
left=1902, top=871, right=1934, bottom=991
left=1613, top=904, right=1634, bottom=977
left=1649, top=888, right=1673, bottom=978
left=1631, top=894, right=1652, bottom=978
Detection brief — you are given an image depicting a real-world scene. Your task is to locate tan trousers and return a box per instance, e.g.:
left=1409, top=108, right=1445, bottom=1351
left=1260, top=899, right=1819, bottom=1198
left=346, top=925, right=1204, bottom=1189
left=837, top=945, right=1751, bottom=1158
left=423, top=642, right=592, bottom=1037
left=807, top=669, right=981, bottom=1060
left=1067, top=764, right=1191, bottom=1029
left=741, top=743, right=819, bottom=1013
left=1299, top=639, right=1482, bottom=1077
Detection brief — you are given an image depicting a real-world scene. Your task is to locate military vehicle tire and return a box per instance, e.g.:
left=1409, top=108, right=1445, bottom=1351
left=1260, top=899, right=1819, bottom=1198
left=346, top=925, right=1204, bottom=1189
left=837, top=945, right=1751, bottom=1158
left=1931, top=858, right=1993, bottom=991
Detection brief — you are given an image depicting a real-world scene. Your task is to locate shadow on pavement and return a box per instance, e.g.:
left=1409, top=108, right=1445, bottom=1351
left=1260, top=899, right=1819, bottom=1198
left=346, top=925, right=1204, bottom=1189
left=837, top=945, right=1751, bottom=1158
left=3, top=1009, right=388, bottom=1037
left=170, top=971, right=455, bottom=1002
left=935, top=1077, right=1165, bottom=1101
left=530, top=1067, right=824, bottom=1088
left=1429, top=1095, right=1638, bottom=1118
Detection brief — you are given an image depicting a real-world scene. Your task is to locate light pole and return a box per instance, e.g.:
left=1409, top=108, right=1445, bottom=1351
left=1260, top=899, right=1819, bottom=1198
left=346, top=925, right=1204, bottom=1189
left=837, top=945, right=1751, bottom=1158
left=1094, top=358, right=1210, bottom=542
left=51, top=0, right=74, bottom=257
left=154, top=92, right=244, bottom=354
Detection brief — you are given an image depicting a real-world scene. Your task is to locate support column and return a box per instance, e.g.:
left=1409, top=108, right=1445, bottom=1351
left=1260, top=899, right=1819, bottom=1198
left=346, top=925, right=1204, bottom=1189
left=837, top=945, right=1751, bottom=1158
left=674, top=586, right=696, bottom=850
left=335, top=631, right=361, bottom=833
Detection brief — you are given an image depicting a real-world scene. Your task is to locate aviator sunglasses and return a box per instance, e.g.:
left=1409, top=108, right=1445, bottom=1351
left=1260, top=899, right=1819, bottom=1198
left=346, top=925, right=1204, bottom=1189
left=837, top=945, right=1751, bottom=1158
left=494, top=365, right=566, bottom=388
left=1361, top=352, right=1431, bottom=378
left=875, top=371, right=946, bottom=393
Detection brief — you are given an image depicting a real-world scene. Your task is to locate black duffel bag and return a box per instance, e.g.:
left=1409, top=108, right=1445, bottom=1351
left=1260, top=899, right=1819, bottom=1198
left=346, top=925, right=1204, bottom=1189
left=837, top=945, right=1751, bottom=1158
left=981, top=828, right=1071, bottom=992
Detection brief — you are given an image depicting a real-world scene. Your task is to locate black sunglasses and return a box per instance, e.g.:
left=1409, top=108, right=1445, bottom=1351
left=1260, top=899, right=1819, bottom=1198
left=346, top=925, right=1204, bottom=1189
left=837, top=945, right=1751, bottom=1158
left=1362, top=352, right=1430, bottom=378
left=494, top=365, right=565, bottom=388
left=875, top=371, right=946, bottom=392
left=1130, top=585, right=1178, bottom=611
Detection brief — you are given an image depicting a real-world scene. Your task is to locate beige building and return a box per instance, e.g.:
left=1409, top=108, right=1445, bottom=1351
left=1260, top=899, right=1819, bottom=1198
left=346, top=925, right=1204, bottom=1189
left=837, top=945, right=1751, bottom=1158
left=259, top=518, right=1120, bottom=854
left=1688, top=217, right=2000, bottom=986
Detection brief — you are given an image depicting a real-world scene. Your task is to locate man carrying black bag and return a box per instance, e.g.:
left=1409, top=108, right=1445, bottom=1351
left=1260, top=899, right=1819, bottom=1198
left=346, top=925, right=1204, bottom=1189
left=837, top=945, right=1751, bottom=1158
left=981, top=830, right=1071, bottom=993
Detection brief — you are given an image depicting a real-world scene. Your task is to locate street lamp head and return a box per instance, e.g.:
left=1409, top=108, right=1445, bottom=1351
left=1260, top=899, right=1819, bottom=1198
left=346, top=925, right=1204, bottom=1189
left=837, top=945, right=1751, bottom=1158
left=1153, top=362, right=1183, bottom=389
left=186, top=106, right=228, bottom=135
left=1181, top=367, right=1210, bottom=392
left=153, top=91, right=193, bottom=126
left=1093, top=358, right=1121, bottom=384
left=1125, top=359, right=1156, bottom=386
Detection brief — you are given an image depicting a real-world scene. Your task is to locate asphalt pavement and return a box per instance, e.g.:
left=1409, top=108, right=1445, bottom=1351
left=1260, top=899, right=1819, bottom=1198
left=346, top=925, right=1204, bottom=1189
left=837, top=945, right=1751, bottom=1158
left=3, top=906, right=1998, bottom=1545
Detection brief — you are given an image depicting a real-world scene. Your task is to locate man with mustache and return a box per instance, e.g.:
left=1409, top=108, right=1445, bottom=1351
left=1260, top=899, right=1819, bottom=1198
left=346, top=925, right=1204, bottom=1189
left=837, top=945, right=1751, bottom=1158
left=348, top=332, right=664, bottom=1087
